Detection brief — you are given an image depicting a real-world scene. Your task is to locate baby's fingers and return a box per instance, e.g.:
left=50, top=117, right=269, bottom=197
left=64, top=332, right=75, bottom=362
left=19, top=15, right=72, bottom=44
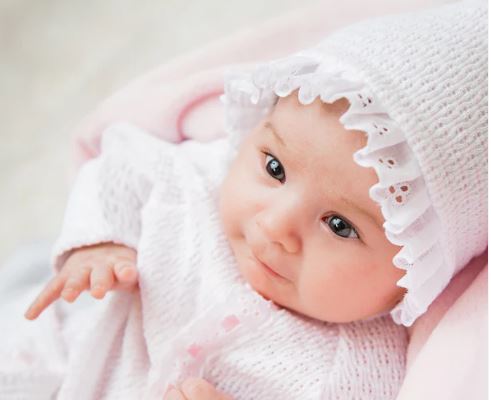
left=113, top=262, right=138, bottom=289
left=90, top=264, right=115, bottom=299
left=24, top=275, right=65, bottom=320
left=61, top=266, right=92, bottom=302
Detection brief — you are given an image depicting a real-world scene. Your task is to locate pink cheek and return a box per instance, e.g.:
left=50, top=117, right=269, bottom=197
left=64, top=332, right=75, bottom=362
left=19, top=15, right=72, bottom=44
left=236, top=178, right=265, bottom=214
left=218, top=186, right=237, bottom=235
left=251, top=180, right=273, bottom=211
left=220, top=187, right=250, bottom=238
left=221, top=157, right=269, bottom=231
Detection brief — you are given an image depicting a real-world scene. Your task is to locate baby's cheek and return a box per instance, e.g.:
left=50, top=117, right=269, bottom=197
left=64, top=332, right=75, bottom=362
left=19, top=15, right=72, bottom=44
left=295, top=269, right=333, bottom=317
left=218, top=184, right=237, bottom=239
left=298, top=266, right=373, bottom=323
left=220, top=178, right=257, bottom=230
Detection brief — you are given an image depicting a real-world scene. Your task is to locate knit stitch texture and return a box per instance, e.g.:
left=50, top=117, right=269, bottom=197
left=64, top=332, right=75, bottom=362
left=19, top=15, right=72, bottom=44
left=0, top=124, right=408, bottom=399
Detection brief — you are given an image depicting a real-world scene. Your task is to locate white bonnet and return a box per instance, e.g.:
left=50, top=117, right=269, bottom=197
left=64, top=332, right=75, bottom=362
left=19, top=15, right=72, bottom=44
left=221, top=0, right=488, bottom=326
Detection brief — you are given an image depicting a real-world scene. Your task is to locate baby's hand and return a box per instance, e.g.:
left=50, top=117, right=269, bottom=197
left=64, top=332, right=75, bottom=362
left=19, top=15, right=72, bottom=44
left=24, top=243, right=138, bottom=320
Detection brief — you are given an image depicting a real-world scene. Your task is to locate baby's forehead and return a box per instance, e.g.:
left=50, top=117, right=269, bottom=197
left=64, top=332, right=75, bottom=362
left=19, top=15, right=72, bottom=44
left=274, top=93, right=350, bottom=118
left=268, top=95, right=365, bottom=159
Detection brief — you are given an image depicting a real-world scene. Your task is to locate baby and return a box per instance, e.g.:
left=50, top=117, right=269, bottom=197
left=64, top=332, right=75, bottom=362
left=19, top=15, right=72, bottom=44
left=26, top=96, right=405, bottom=325
left=15, top=0, right=489, bottom=399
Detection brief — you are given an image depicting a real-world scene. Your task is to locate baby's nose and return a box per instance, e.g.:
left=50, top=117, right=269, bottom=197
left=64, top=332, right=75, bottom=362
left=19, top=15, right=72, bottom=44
left=255, top=203, right=302, bottom=254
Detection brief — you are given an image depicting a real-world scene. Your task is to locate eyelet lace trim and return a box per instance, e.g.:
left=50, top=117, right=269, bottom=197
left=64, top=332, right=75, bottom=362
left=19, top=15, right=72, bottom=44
left=221, top=54, right=447, bottom=327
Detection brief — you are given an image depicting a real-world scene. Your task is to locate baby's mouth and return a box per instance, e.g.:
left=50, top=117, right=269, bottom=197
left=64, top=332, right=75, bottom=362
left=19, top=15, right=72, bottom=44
left=251, top=252, right=290, bottom=282
left=242, top=230, right=292, bottom=282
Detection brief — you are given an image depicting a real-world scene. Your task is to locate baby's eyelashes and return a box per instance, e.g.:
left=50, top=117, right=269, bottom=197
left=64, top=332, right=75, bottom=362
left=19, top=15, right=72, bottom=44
left=263, top=152, right=286, bottom=183
left=323, top=215, right=359, bottom=239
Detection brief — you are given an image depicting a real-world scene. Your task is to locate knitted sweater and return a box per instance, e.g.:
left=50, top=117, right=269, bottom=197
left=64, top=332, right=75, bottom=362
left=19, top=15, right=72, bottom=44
left=1, top=123, right=408, bottom=399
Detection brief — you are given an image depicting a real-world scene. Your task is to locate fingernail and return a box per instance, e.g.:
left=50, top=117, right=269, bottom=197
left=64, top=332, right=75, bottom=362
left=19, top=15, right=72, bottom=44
left=24, top=308, right=33, bottom=319
left=91, top=286, right=105, bottom=298
left=61, top=288, right=74, bottom=300
left=119, top=265, right=136, bottom=280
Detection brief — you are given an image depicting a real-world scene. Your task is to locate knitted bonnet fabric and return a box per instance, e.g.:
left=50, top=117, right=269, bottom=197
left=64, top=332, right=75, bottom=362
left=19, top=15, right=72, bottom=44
left=221, top=0, right=488, bottom=326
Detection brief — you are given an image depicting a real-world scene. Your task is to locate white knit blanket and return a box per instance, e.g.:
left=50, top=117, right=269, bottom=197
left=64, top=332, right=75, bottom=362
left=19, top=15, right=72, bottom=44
left=0, top=124, right=408, bottom=399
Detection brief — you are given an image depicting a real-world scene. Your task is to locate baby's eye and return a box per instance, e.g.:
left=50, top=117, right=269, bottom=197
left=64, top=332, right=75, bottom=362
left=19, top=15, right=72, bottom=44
left=264, top=153, right=286, bottom=183
left=324, top=215, right=359, bottom=239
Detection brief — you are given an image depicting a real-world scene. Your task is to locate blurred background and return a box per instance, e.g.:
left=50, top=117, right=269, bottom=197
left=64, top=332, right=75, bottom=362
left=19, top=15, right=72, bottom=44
left=0, top=0, right=321, bottom=265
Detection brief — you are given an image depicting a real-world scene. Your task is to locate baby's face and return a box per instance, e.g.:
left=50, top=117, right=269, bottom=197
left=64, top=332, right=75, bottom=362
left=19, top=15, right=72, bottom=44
left=219, top=94, right=405, bottom=323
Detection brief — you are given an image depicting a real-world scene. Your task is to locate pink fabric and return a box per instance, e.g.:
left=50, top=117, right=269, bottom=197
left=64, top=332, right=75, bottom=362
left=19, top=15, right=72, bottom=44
left=70, top=0, right=486, bottom=397
left=398, top=252, right=488, bottom=400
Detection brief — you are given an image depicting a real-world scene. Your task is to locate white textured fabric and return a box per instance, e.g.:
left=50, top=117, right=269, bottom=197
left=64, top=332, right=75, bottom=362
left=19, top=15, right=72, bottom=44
left=221, top=0, right=488, bottom=326
left=0, top=285, right=66, bottom=399
left=0, top=124, right=408, bottom=399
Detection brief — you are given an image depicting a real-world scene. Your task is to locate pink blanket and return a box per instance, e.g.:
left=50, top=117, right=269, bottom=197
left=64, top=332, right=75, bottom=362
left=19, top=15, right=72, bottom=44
left=70, top=1, right=488, bottom=398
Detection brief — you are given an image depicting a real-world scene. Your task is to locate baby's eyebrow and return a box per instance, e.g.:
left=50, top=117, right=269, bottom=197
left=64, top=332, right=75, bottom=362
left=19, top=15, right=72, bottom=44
left=337, top=194, right=383, bottom=230
left=264, top=121, right=285, bottom=146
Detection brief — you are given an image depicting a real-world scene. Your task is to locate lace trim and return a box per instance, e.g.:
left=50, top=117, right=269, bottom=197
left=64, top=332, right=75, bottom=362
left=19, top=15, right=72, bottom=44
left=222, top=56, right=447, bottom=327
